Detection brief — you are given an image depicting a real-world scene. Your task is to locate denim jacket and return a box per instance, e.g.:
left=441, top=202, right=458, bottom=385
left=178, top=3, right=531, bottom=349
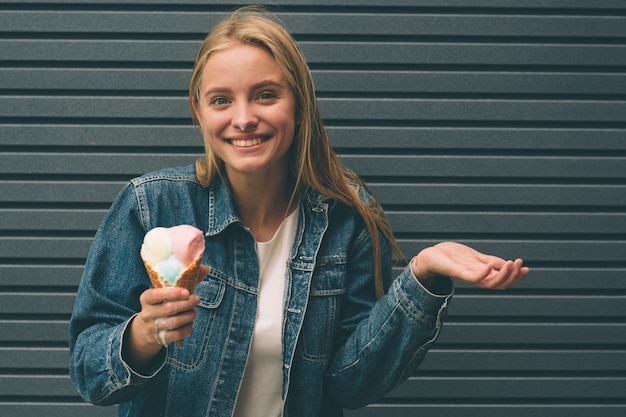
left=69, top=164, right=453, bottom=417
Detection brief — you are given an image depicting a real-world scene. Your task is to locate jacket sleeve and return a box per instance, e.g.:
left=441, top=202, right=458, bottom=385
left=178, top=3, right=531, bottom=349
left=325, top=227, right=453, bottom=409
left=68, top=183, right=166, bottom=405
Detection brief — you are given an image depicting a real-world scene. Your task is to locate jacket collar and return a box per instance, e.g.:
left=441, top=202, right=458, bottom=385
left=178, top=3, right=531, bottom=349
left=206, top=176, right=241, bottom=237
left=205, top=175, right=333, bottom=238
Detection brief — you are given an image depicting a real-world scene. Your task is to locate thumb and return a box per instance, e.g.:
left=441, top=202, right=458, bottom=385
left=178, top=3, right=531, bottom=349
left=196, top=265, right=210, bottom=285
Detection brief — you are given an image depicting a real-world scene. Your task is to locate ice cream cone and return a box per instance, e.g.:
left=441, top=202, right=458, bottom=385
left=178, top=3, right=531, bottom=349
left=142, top=251, right=203, bottom=294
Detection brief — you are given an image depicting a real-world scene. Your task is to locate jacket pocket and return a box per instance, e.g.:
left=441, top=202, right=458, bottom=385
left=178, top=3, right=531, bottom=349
left=300, top=257, right=346, bottom=362
left=167, top=276, right=225, bottom=370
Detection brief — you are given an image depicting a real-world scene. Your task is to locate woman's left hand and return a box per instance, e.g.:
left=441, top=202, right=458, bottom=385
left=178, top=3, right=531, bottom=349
left=411, top=242, right=529, bottom=290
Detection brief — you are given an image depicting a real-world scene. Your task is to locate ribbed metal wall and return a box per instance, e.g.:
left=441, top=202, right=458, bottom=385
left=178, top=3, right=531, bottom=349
left=1, top=1, right=625, bottom=416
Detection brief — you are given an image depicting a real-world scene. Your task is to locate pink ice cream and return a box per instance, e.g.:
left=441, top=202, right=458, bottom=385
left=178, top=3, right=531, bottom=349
left=141, top=225, right=205, bottom=286
left=168, top=225, right=204, bottom=266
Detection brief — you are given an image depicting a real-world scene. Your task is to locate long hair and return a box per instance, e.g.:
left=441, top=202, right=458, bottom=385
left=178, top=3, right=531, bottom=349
left=189, top=6, right=404, bottom=297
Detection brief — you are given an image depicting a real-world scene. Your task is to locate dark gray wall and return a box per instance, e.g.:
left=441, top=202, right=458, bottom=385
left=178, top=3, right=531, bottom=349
left=1, top=1, right=625, bottom=416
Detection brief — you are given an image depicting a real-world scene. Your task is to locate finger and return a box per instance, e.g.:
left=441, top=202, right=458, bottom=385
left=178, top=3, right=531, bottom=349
left=196, top=265, right=210, bottom=285
left=154, top=317, right=168, bottom=333
left=153, top=307, right=198, bottom=345
left=155, top=309, right=198, bottom=332
left=140, top=297, right=200, bottom=339
left=479, top=260, right=514, bottom=289
left=508, top=260, right=530, bottom=287
left=490, top=259, right=529, bottom=290
left=151, top=317, right=171, bottom=346
left=164, top=322, right=195, bottom=344
left=141, top=287, right=192, bottom=307
left=157, top=329, right=168, bottom=346
left=472, top=248, right=506, bottom=268
left=155, top=318, right=196, bottom=346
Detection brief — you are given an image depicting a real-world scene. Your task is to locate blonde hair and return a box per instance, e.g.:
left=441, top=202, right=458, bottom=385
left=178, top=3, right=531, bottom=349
left=189, top=6, right=403, bottom=297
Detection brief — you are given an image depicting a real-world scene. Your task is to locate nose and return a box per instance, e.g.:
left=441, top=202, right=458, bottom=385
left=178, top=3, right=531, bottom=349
left=232, top=103, right=258, bottom=131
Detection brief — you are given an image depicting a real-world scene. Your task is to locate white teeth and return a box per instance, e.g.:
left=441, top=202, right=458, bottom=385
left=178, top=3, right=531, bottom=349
left=231, top=138, right=263, bottom=147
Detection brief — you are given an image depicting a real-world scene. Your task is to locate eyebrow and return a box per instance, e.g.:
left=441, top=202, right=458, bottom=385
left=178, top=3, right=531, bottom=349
left=202, top=80, right=286, bottom=99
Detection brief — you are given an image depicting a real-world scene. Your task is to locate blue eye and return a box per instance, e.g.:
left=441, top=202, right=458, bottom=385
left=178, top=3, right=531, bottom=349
left=258, top=91, right=276, bottom=100
left=212, top=97, right=229, bottom=105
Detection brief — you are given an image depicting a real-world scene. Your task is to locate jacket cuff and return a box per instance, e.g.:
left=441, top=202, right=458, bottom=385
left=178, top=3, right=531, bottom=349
left=108, top=314, right=167, bottom=388
left=393, top=264, right=453, bottom=330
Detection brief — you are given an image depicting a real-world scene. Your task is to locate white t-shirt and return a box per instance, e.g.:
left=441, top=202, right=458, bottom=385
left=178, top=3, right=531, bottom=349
left=233, top=208, right=298, bottom=417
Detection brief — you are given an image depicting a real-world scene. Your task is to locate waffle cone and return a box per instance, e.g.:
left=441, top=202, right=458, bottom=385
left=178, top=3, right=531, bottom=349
left=143, top=251, right=203, bottom=294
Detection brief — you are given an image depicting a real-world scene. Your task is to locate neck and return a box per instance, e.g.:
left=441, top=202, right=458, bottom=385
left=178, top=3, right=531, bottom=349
left=226, top=170, right=296, bottom=242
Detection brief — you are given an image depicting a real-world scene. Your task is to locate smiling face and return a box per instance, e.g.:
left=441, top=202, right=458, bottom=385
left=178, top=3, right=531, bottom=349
left=192, top=43, right=297, bottom=183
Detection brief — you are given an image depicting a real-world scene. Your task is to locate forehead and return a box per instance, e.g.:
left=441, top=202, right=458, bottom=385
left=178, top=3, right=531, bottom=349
left=201, top=43, right=287, bottom=88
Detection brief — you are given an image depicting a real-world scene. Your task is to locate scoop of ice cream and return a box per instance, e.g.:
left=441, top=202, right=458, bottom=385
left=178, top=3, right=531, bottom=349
left=141, top=225, right=205, bottom=286
left=169, top=225, right=205, bottom=266
left=140, top=227, right=172, bottom=265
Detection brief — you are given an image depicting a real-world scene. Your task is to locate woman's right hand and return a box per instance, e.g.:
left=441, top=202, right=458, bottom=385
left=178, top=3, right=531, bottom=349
left=122, top=266, right=207, bottom=372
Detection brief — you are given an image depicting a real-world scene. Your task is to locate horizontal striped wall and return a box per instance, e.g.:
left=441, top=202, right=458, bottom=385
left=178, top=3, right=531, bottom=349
left=1, top=1, right=625, bottom=416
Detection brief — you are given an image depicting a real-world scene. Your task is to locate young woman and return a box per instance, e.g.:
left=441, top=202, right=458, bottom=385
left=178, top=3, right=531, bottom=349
left=69, top=7, right=528, bottom=417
